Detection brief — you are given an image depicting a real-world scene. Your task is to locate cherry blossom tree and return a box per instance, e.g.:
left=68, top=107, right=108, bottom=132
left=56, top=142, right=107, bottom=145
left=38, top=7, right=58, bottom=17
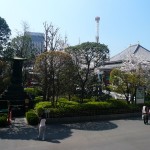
left=110, top=54, right=150, bottom=103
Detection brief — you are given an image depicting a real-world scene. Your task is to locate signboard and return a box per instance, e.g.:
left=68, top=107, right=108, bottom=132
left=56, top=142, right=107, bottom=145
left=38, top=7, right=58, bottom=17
left=136, top=86, right=145, bottom=104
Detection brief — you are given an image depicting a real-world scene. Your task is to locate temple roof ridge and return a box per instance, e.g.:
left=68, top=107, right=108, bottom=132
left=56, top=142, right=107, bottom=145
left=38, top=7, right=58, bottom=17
left=110, top=44, right=150, bottom=62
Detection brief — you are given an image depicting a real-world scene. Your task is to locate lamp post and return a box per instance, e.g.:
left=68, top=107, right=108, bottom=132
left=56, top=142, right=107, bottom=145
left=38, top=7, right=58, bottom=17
left=97, top=71, right=104, bottom=95
left=127, top=83, right=131, bottom=103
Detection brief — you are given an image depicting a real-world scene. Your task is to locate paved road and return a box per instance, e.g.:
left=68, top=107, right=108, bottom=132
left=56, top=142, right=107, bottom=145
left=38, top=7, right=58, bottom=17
left=0, top=117, right=150, bottom=150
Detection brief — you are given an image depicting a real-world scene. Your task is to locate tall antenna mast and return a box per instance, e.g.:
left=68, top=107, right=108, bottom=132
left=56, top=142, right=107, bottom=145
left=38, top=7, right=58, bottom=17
left=95, top=16, right=100, bottom=43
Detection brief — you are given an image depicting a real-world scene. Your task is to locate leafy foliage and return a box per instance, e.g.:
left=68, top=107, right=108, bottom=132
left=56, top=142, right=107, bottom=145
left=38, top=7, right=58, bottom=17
left=65, top=42, right=109, bottom=102
left=10, top=34, right=36, bottom=59
left=35, top=101, right=52, bottom=110
left=0, top=114, right=8, bottom=127
left=30, top=98, right=140, bottom=118
left=24, top=87, right=41, bottom=97
left=0, top=16, right=11, bottom=56
left=34, top=51, right=75, bottom=104
left=26, top=110, right=39, bottom=125
left=0, top=60, right=11, bottom=94
left=109, top=68, right=145, bottom=103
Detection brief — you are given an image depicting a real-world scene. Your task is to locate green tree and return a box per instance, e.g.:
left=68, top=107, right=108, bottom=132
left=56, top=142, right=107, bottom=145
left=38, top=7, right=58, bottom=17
left=35, top=51, right=75, bottom=106
left=66, top=42, right=109, bottom=102
left=0, top=60, right=11, bottom=94
left=110, top=54, right=149, bottom=103
left=109, top=68, right=145, bottom=103
left=10, top=22, right=37, bottom=59
left=0, top=17, right=11, bottom=57
left=11, top=33, right=36, bottom=59
left=10, top=33, right=36, bottom=86
left=58, top=57, right=76, bottom=101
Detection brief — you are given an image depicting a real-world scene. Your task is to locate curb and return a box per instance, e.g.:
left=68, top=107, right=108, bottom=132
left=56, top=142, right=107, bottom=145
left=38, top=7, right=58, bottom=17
left=46, top=113, right=141, bottom=124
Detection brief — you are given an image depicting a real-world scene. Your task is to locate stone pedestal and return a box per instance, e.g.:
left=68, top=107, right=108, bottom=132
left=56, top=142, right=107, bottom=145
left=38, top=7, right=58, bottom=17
left=2, top=57, right=26, bottom=101
left=0, top=57, right=30, bottom=116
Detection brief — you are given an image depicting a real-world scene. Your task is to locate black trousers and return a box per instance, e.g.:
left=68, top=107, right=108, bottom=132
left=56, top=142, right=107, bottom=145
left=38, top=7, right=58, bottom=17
left=144, top=114, right=148, bottom=124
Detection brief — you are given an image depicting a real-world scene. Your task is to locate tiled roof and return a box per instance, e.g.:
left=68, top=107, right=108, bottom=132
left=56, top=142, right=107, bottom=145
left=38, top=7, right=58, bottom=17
left=100, top=44, right=150, bottom=70
left=110, top=44, right=150, bottom=62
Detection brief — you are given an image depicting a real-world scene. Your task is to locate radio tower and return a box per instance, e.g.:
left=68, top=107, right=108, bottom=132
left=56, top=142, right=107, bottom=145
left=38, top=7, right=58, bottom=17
left=95, top=16, right=100, bottom=43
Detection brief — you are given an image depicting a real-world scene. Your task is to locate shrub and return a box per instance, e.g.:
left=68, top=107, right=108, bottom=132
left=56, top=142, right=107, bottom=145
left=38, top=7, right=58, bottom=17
left=0, top=114, right=8, bottom=127
left=35, top=101, right=52, bottom=110
left=34, top=96, right=43, bottom=104
left=34, top=101, right=52, bottom=117
left=49, top=108, right=60, bottom=118
left=128, top=104, right=140, bottom=112
left=58, top=98, right=78, bottom=108
left=36, top=107, right=45, bottom=117
left=107, top=99, right=129, bottom=109
left=26, top=110, right=39, bottom=125
left=24, top=87, right=42, bottom=97
left=32, top=97, right=141, bottom=118
left=145, top=101, right=150, bottom=107
left=70, top=96, right=80, bottom=102
left=85, top=101, right=112, bottom=110
left=82, top=98, right=92, bottom=103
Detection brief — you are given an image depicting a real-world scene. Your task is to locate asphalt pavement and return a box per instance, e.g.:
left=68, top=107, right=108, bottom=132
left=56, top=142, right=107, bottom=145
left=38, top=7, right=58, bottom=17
left=0, top=116, right=150, bottom=150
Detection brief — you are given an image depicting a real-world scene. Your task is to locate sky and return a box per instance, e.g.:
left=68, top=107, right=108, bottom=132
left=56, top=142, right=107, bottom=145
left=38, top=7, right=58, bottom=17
left=0, top=0, right=150, bottom=57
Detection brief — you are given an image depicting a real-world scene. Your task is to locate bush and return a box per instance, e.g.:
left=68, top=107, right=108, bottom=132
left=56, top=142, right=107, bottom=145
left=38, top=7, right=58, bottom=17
left=32, top=97, right=141, bottom=118
left=49, top=108, right=60, bottom=117
left=85, top=101, right=112, bottom=110
left=34, top=96, right=43, bottom=104
left=58, top=98, right=78, bottom=108
left=145, top=101, right=150, bottom=107
left=0, top=114, right=8, bottom=127
left=107, top=99, right=129, bottom=109
left=128, top=104, right=140, bottom=112
left=36, top=107, right=45, bottom=117
left=24, top=87, right=42, bottom=97
left=70, top=96, right=80, bottom=102
left=34, top=101, right=52, bottom=117
left=26, top=110, right=39, bottom=125
left=82, top=98, right=92, bottom=103
left=35, top=101, right=52, bottom=110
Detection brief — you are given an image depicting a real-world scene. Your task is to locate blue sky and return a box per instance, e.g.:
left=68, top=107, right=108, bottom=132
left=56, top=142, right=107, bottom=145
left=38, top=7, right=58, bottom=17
left=0, top=0, right=150, bottom=57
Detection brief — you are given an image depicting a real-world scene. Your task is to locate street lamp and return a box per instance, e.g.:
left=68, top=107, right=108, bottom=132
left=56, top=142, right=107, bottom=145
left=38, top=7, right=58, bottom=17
left=97, top=71, right=104, bottom=95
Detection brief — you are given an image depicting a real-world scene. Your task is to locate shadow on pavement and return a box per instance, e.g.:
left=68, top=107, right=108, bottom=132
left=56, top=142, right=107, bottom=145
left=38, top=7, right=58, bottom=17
left=0, top=118, right=118, bottom=142
left=63, top=121, right=118, bottom=131
left=0, top=120, right=73, bottom=143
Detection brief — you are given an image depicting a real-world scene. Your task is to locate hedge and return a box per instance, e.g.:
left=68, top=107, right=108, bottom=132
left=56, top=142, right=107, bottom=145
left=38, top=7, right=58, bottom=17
left=29, top=99, right=141, bottom=118
left=26, top=110, right=39, bottom=125
left=0, top=114, right=8, bottom=127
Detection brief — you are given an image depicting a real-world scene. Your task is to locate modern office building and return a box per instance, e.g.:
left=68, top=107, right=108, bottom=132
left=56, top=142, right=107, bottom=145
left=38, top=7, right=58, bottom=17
left=26, top=32, right=45, bottom=54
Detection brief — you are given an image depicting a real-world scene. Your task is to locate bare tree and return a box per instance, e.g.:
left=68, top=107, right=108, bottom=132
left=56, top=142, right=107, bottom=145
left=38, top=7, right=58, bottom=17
left=43, top=22, right=63, bottom=51
left=22, top=21, right=30, bottom=34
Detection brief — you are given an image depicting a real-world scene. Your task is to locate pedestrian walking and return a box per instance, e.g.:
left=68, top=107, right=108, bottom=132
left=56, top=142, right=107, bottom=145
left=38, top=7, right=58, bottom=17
left=142, top=105, right=149, bottom=125
left=37, top=113, right=46, bottom=140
